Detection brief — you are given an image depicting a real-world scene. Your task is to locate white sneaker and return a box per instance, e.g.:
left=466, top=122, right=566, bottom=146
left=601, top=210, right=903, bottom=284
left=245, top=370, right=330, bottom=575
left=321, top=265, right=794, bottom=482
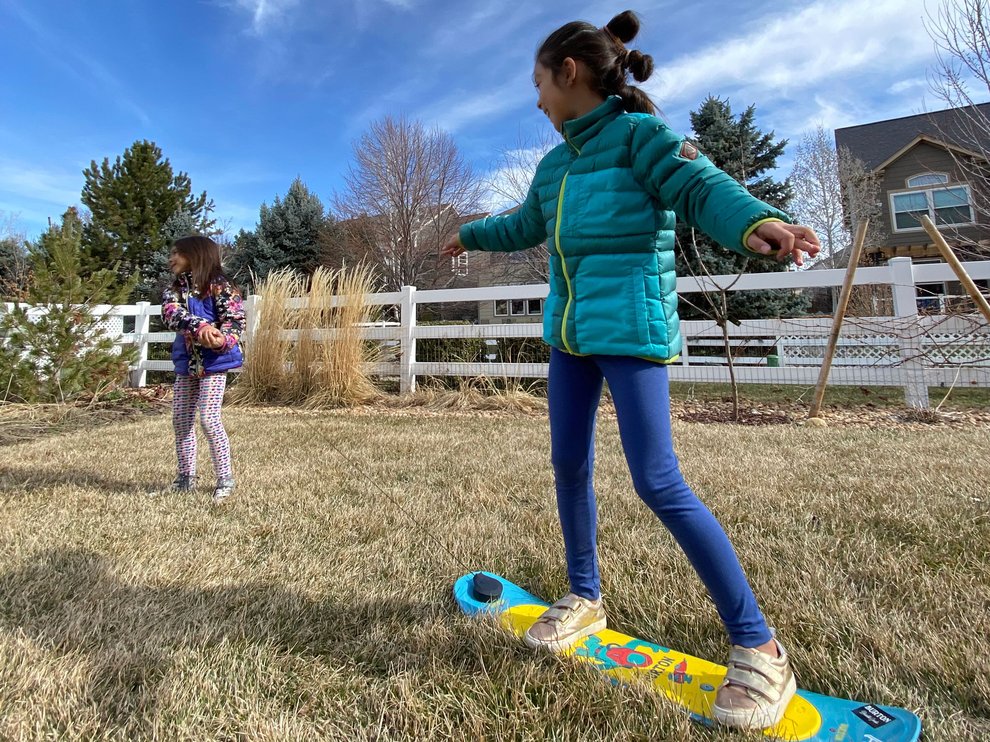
left=211, top=478, right=235, bottom=505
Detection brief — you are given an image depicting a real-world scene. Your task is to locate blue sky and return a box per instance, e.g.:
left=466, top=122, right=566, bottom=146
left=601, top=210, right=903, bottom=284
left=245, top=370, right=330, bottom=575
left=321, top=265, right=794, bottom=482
left=1, top=0, right=941, bottom=240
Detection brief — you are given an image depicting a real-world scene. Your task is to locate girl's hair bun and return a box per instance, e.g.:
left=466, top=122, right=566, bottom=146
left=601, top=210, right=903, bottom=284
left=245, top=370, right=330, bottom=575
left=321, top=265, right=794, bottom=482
left=605, top=10, right=640, bottom=45
left=626, top=49, right=653, bottom=82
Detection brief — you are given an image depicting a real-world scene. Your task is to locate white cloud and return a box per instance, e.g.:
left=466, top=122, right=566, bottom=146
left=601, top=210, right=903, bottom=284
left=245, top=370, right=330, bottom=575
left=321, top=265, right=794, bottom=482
left=0, top=176, right=85, bottom=238
left=415, top=76, right=536, bottom=134
left=235, top=0, right=300, bottom=34
left=426, top=2, right=544, bottom=57
left=644, top=0, right=932, bottom=107
left=233, top=0, right=412, bottom=35
left=0, top=161, right=83, bottom=210
left=889, top=77, right=928, bottom=95
left=483, top=143, right=557, bottom=212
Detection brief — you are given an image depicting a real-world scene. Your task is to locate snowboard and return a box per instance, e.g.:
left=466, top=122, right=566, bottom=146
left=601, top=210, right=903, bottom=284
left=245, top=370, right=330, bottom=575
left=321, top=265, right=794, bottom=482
left=453, top=572, right=921, bottom=741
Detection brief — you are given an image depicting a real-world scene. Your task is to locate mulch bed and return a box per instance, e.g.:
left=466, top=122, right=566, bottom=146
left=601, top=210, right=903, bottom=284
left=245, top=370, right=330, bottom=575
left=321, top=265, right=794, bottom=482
left=2, top=385, right=986, bottom=448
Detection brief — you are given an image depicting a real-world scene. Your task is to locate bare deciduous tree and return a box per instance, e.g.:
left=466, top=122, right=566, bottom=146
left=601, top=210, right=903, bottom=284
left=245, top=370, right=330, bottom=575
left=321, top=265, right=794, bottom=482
left=790, top=126, right=850, bottom=269
left=837, top=148, right=890, bottom=315
left=0, top=211, right=30, bottom=300
left=484, top=131, right=557, bottom=284
left=927, top=0, right=990, bottom=117
left=676, top=227, right=747, bottom=421
left=334, top=116, right=484, bottom=291
left=925, top=0, right=990, bottom=259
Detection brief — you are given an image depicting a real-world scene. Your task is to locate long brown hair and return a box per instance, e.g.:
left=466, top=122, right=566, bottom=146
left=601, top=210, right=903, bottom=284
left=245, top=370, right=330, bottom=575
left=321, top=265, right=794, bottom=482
left=537, top=10, right=656, bottom=115
left=171, top=235, right=227, bottom=295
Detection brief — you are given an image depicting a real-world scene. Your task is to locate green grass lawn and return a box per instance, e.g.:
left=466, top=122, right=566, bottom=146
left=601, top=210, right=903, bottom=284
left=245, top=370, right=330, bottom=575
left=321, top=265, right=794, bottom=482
left=1, top=406, right=988, bottom=740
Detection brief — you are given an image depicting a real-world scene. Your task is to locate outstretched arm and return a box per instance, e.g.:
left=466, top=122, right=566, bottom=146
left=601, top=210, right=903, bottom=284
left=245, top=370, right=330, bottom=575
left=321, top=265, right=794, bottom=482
left=442, top=179, right=546, bottom=257
left=630, top=118, right=819, bottom=265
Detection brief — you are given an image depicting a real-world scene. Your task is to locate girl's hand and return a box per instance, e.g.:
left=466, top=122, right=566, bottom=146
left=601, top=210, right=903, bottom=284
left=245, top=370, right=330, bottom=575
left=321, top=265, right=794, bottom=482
left=441, top=235, right=466, bottom=258
left=748, top=222, right=821, bottom=267
left=199, top=325, right=226, bottom=350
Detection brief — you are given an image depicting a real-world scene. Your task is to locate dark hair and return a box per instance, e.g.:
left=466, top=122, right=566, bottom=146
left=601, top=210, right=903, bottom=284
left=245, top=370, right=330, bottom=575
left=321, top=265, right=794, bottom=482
left=537, top=10, right=656, bottom=115
left=171, top=235, right=227, bottom=295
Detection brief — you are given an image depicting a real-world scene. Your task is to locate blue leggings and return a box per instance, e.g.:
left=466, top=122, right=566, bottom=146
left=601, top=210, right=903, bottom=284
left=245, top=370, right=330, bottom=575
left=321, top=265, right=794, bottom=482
left=548, top=348, right=772, bottom=647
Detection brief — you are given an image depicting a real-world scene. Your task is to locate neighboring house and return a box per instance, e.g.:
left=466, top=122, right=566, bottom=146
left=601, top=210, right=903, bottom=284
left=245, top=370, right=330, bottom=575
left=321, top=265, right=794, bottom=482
left=443, top=205, right=549, bottom=325
left=834, top=104, right=990, bottom=312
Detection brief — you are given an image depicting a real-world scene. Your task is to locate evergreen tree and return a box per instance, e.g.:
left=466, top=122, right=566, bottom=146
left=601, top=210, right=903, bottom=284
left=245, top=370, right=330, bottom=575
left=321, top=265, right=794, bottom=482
left=81, top=140, right=214, bottom=299
left=136, top=209, right=201, bottom=299
left=0, top=208, right=136, bottom=402
left=228, top=178, right=329, bottom=290
left=676, top=97, right=809, bottom=320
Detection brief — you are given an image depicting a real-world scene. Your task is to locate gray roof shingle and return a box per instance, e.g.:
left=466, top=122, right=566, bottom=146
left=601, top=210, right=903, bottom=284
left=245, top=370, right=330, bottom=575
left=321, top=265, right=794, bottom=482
left=834, top=104, right=990, bottom=170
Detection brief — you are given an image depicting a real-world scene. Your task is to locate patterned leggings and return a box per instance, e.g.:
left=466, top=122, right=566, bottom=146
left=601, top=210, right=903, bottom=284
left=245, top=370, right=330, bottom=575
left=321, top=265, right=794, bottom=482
left=173, top=373, right=233, bottom=481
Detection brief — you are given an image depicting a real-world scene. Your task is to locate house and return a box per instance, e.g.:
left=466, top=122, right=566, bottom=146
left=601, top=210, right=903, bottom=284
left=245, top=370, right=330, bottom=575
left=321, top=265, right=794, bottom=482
left=442, top=205, right=549, bottom=325
left=835, top=105, right=990, bottom=312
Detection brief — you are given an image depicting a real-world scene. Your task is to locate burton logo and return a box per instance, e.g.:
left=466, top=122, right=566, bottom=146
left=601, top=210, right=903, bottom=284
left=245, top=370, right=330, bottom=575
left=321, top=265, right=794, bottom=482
left=853, top=705, right=896, bottom=728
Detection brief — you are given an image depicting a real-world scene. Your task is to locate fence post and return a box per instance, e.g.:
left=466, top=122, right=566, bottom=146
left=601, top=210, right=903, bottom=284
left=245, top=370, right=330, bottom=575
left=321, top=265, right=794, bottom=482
left=399, top=285, right=417, bottom=394
left=129, top=301, right=151, bottom=388
left=243, top=294, right=261, bottom=348
left=888, top=257, right=929, bottom=408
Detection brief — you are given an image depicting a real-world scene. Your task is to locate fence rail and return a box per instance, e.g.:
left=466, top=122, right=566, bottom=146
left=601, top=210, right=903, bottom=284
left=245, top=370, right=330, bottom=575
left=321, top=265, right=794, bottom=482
left=8, top=257, right=988, bottom=408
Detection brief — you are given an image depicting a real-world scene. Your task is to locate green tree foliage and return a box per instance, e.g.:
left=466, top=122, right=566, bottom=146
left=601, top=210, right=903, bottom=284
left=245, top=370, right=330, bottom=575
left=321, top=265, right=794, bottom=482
left=0, top=208, right=136, bottom=402
left=228, top=178, right=334, bottom=291
left=81, top=140, right=214, bottom=300
left=676, top=97, right=809, bottom=320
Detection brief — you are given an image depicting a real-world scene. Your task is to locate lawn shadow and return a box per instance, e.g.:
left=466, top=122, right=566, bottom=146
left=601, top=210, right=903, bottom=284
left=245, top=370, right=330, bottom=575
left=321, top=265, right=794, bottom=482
left=0, top=548, right=471, bottom=736
left=0, top=401, right=168, bottom=448
left=0, top=466, right=167, bottom=497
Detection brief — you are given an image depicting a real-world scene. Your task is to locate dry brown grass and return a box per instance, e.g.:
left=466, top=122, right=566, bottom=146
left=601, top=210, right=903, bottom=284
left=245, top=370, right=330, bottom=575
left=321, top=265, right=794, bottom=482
left=229, top=269, right=296, bottom=406
left=0, top=390, right=169, bottom=446
left=0, top=406, right=988, bottom=740
left=229, top=266, right=380, bottom=409
left=386, top=376, right=548, bottom=415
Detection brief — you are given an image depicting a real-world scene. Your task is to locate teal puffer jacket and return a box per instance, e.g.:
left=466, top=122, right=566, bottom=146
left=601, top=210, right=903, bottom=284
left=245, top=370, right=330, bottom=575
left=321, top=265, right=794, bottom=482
left=459, top=96, right=789, bottom=362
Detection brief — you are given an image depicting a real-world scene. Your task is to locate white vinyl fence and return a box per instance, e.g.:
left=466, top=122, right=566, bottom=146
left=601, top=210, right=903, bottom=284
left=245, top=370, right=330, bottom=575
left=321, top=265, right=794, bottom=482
left=11, top=257, right=985, bottom=409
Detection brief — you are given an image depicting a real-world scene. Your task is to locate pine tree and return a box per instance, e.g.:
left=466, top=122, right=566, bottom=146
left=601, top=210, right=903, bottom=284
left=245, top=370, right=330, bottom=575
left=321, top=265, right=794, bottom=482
left=135, top=209, right=202, bottom=300
left=0, top=208, right=136, bottom=402
left=228, top=178, right=329, bottom=290
left=81, top=140, right=214, bottom=300
left=676, top=97, right=808, bottom=320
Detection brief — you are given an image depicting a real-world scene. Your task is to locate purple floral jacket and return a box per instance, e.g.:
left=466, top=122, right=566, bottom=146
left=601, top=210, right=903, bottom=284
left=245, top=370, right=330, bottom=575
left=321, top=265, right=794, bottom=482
left=162, top=273, right=244, bottom=377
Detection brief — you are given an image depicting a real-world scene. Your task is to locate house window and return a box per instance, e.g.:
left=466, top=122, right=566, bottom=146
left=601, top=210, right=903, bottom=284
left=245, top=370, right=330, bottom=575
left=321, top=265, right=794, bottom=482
left=906, top=172, right=948, bottom=188
left=932, top=187, right=972, bottom=225
left=451, top=252, right=468, bottom=276
left=510, top=300, right=527, bottom=316
left=890, top=185, right=973, bottom=231
left=527, top=298, right=543, bottom=315
left=494, top=300, right=508, bottom=317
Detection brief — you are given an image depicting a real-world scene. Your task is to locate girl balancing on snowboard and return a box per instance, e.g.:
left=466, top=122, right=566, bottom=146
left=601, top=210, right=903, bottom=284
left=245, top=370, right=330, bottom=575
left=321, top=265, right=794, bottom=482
left=441, top=10, right=819, bottom=730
